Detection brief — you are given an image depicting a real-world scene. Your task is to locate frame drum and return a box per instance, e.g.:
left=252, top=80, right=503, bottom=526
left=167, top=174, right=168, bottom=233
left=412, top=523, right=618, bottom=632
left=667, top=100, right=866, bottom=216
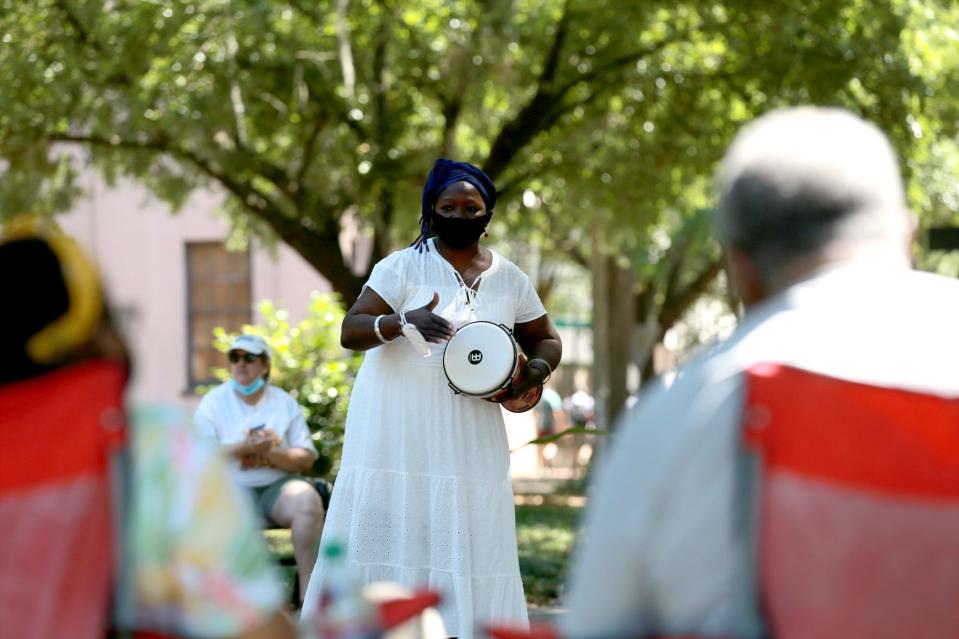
left=443, top=321, right=543, bottom=413
left=443, top=321, right=518, bottom=398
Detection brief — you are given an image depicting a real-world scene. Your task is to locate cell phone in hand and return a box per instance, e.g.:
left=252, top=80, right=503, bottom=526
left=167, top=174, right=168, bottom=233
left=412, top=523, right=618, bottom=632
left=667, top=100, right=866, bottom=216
left=250, top=424, right=266, bottom=432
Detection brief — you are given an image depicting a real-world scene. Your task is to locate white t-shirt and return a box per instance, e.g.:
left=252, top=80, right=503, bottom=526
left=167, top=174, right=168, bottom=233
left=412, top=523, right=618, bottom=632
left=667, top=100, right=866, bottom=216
left=561, top=260, right=959, bottom=638
left=194, top=383, right=317, bottom=487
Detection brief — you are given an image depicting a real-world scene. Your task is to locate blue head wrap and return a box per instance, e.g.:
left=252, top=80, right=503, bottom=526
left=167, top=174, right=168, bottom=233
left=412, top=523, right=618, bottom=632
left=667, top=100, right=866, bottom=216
left=412, top=158, right=497, bottom=251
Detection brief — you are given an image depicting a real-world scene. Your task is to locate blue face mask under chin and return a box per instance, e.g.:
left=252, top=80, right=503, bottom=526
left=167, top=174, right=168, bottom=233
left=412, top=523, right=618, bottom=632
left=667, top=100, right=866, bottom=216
left=231, top=377, right=265, bottom=396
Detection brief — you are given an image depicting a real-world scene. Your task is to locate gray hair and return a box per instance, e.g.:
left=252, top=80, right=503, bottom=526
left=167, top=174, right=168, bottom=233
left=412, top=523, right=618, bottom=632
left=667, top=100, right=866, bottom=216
left=716, top=107, right=910, bottom=281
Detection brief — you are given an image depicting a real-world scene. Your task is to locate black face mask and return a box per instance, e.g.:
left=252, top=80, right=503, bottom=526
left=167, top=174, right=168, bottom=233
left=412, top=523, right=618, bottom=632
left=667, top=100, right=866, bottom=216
left=429, top=211, right=492, bottom=249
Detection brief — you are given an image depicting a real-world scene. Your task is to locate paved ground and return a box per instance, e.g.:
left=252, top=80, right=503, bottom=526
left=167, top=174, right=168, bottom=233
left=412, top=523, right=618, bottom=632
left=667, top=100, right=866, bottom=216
left=504, top=407, right=597, bottom=487
left=529, top=605, right=568, bottom=624
left=511, top=426, right=584, bottom=626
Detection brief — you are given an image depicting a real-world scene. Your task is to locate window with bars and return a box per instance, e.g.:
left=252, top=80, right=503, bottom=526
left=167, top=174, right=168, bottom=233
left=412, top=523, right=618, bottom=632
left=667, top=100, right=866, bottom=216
left=186, top=242, right=251, bottom=388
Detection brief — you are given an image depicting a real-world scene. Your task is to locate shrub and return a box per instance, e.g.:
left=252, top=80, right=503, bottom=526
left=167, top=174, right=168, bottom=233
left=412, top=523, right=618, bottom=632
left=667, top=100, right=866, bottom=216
left=212, top=292, right=363, bottom=478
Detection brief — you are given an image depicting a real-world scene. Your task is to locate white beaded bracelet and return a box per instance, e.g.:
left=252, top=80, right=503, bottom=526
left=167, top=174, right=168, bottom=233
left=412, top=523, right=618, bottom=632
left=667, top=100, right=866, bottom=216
left=373, top=315, right=390, bottom=344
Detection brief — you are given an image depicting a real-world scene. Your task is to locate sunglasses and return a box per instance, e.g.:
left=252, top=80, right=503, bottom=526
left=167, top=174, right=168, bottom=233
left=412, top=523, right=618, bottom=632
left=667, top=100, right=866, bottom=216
left=228, top=352, right=261, bottom=364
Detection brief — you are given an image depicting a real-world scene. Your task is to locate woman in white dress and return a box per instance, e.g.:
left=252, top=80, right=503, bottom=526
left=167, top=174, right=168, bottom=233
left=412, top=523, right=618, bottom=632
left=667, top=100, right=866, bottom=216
left=302, top=159, right=562, bottom=637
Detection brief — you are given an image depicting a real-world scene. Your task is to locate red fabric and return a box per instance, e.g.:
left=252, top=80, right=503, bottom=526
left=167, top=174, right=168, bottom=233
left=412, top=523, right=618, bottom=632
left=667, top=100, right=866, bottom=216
left=744, top=362, right=959, bottom=499
left=484, top=622, right=563, bottom=639
left=0, top=361, right=127, bottom=639
left=377, top=590, right=441, bottom=629
left=0, top=360, right=128, bottom=492
left=759, top=473, right=959, bottom=638
left=744, top=364, right=959, bottom=639
left=0, top=479, right=115, bottom=639
left=482, top=624, right=702, bottom=639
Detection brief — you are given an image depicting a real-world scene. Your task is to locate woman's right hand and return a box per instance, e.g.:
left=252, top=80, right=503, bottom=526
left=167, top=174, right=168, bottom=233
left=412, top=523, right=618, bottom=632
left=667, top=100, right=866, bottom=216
left=246, top=439, right=273, bottom=455
left=402, top=291, right=456, bottom=343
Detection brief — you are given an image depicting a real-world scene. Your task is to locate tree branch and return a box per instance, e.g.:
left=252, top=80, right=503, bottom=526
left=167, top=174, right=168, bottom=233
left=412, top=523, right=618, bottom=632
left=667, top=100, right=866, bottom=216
left=45, top=130, right=365, bottom=298
left=483, top=1, right=571, bottom=178
left=440, top=94, right=463, bottom=158
left=52, top=0, right=103, bottom=54
left=49, top=0, right=133, bottom=87
left=538, top=0, right=572, bottom=89
left=553, top=34, right=682, bottom=98
left=336, top=0, right=357, bottom=101
left=288, top=0, right=326, bottom=25
left=659, top=238, right=689, bottom=313
left=659, top=258, right=723, bottom=329
left=537, top=200, right=588, bottom=268
left=484, top=18, right=684, bottom=180
left=291, top=115, right=328, bottom=194
left=495, top=166, right=539, bottom=200
left=563, top=240, right=589, bottom=269
left=281, top=53, right=369, bottom=140
left=46, top=131, right=274, bottom=211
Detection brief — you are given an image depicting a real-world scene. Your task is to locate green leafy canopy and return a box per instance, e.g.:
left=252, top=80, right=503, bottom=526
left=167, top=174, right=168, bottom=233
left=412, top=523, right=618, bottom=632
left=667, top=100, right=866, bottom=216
left=1, top=0, right=956, bottom=369
left=4, top=1, right=956, bottom=296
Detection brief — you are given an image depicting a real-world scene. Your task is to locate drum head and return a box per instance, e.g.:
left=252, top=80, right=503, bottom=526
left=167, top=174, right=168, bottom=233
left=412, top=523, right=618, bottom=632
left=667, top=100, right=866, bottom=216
left=443, top=322, right=518, bottom=397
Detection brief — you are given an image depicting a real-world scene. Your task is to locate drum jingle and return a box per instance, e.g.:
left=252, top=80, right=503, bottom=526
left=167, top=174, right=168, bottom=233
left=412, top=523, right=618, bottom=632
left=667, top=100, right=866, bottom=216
left=442, top=321, right=543, bottom=413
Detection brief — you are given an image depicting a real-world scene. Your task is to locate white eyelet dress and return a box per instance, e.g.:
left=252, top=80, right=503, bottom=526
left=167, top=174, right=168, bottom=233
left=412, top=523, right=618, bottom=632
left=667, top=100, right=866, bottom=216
left=302, top=240, right=546, bottom=638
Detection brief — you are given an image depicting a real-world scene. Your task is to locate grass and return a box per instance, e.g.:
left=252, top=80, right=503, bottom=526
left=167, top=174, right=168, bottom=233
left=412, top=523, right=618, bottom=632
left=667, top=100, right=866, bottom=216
left=262, top=529, right=298, bottom=598
left=263, top=528, right=295, bottom=556
left=263, top=498, right=584, bottom=607
left=515, top=500, right=583, bottom=606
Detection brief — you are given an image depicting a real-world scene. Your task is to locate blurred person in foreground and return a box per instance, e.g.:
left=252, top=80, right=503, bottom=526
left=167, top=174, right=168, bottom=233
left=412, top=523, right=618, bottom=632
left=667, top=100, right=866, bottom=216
left=194, top=334, right=326, bottom=603
left=0, top=222, right=295, bottom=639
left=561, top=107, right=959, bottom=638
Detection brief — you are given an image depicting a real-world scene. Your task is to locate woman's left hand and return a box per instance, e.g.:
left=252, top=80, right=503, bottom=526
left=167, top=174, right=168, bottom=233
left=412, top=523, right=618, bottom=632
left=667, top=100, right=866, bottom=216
left=483, top=314, right=561, bottom=409
left=505, top=363, right=546, bottom=400
left=487, top=358, right=545, bottom=405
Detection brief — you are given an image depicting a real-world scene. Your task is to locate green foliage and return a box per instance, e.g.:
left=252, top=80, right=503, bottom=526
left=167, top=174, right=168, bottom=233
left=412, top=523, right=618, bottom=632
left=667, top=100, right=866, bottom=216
left=515, top=502, right=583, bottom=605
left=4, top=1, right=956, bottom=293
left=211, top=292, right=363, bottom=477
left=2, top=0, right=957, bottom=398
left=514, top=426, right=607, bottom=449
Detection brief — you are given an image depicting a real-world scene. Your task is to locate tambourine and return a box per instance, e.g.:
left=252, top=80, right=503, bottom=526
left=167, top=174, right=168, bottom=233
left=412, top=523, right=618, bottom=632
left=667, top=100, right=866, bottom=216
left=442, top=321, right=542, bottom=413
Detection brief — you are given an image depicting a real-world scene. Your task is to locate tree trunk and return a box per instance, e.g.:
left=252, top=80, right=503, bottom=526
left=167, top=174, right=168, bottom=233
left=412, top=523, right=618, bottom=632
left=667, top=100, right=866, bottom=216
left=590, top=242, right=635, bottom=437
left=265, top=213, right=366, bottom=303
left=632, top=257, right=725, bottom=388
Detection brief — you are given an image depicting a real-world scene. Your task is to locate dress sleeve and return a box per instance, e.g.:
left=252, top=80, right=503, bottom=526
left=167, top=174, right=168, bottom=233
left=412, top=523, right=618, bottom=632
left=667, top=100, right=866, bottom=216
left=363, top=252, right=407, bottom=313
left=515, top=269, right=547, bottom=324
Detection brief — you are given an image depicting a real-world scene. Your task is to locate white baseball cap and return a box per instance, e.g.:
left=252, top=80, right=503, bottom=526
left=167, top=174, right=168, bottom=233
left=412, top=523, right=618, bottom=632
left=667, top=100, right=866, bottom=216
left=228, top=334, right=270, bottom=357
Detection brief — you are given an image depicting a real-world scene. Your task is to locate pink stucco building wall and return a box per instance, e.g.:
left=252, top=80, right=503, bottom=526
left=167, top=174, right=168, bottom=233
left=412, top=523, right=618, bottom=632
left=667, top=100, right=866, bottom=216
left=59, top=172, right=331, bottom=412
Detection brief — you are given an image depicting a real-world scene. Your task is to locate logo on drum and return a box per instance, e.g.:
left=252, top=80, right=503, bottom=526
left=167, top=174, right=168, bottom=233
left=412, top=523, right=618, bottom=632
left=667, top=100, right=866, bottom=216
left=468, top=349, right=483, bottom=365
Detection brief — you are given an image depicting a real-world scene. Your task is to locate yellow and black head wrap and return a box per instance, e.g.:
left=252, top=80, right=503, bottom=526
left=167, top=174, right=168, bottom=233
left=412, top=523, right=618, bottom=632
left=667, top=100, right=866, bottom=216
left=0, top=218, right=104, bottom=383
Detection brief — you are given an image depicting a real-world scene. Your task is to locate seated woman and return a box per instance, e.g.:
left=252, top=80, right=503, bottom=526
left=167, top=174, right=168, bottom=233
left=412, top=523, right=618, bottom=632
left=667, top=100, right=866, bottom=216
left=194, top=334, right=325, bottom=602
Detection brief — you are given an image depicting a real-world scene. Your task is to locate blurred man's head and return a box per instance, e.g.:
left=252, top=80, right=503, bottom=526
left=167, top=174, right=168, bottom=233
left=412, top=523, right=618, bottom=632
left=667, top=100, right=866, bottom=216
left=716, top=107, right=914, bottom=307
